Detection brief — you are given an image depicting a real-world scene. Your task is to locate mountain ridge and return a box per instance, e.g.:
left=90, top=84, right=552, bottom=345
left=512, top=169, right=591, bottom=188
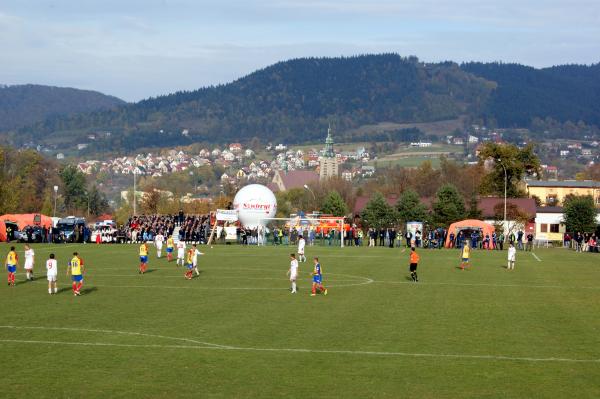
left=4, top=55, right=600, bottom=153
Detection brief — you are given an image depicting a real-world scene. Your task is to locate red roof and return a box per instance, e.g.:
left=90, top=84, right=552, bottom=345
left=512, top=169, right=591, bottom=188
left=353, top=194, right=398, bottom=214
left=478, top=197, right=537, bottom=218
left=273, top=170, right=319, bottom=192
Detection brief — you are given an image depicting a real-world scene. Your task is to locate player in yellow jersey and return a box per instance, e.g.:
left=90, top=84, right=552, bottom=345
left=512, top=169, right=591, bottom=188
left=66, top=252, right=85, bottom=296
left=139, top=243, right=148, bottom=274
left=5, top=246, right=19, bottom=287
left=460, top=241, right=471, bottom=270
left=184, top=248, right=194, bottom=280
left=166, top=236, right=175, bottom=262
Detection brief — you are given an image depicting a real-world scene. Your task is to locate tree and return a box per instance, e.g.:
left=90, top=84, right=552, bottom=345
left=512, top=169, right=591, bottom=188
left=141, top=189, right=162, bottom=214
left=361, top=192, right=397, bottom=229
left=87, top=185, right=109, bottom=217
left=493, top=202, right=531, bottom=237
left=59, top=165, right=88, bottom=213
left=466, top=192, right=482, bottom=219
left=396, top=189, right=427, bottom=224
left=431, top=184, right=466, bottom=227
left=563, top=195, right=597, bottom=233
left=321, top=191, right=348, bottom=217
left=477, top=142, right=541, bottom=197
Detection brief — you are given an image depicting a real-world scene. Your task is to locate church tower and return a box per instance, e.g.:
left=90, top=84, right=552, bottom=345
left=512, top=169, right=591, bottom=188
left=319, top=125, right=339, bottom=180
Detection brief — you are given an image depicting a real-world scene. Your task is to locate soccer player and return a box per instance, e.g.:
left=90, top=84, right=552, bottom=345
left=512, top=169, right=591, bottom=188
left=409, top=247, right=420, bottom=282
left=5, top=246, right=18, bottom=287
left=460, top=241, right=471, bottom=270
left=287, top=253, right=298, bottom=294
left=154, top=232, right=164, bottom=258
left=190, top=244, right=204, bottom=276
left=507, top=242, right=516, bottom=271
left=166, top=235, right=174, bottom=262
left=176, top=239, right=186, bottom=266
left=23, top=244, right=35, bottom=281
left=46, top=253, right=58, bottom=294
left=310, top=257, right=327, bottom=296
left=184, top=248, right=194, bottom=280
left=66, top=252, right=85, bottom=296
left=139, top=242, right=149, bottom=274
left=297, top=235, right=306, bottom=263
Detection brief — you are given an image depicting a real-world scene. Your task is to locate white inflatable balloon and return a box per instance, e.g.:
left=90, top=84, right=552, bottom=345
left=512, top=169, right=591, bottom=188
left=233, top=184, right=277, bottom=228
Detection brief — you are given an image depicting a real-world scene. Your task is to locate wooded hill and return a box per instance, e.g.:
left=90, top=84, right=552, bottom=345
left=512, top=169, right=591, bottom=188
left=0, top=84, right=125, bottom=131
left=5, top=55, right=600, bottom=152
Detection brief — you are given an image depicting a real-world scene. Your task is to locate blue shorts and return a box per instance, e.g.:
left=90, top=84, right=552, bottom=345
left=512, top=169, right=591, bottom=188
left=462, top=258, right=470, bottom=263
left=72, top=274, right=83, bottom=282
left=140, top=256, right=148, bottom=263
left=186, top=263, right=194, bottom=270
left=7, top=265, right=16, bottom=273
left=313, top=275, right=322, bottom=284
left=166, top=248, right=173, bottom=253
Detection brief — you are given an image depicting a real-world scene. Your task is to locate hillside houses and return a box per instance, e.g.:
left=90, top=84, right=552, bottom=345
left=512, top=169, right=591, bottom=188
left=79, top=139, right=373, bottom=185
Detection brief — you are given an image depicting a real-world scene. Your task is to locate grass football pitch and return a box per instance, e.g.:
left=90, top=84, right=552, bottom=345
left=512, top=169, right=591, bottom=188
left=1, top=243, right=600, bottom=398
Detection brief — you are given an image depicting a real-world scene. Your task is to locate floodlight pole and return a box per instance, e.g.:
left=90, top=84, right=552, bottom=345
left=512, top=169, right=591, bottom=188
left=133, top=170, right=137, bottom=216
left=53, top=185, right=58, bottom=218
left=498, top=159, right=508, bottom=235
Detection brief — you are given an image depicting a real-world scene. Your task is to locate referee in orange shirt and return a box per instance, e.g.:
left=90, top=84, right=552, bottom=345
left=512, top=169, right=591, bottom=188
left=409, top=247, right=420, bottom=282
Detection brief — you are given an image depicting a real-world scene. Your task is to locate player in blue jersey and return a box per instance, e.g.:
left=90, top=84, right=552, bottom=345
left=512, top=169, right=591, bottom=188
left=310, top=257, right=327, bottom=296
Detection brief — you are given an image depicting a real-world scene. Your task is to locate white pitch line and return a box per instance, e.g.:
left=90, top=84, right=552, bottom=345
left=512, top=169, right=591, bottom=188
left=531, top=252, right=542, bottom=262
left=0, top=338, right=598, bottom=364
left=0, top=325, right=231, bottom=349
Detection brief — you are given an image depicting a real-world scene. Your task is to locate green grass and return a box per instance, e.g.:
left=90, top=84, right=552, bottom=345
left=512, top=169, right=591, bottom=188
left=2, top=244, right=600, bottom=398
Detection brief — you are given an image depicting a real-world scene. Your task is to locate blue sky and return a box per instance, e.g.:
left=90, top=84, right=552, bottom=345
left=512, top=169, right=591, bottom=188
left=1, top=0, right=599, bottom=101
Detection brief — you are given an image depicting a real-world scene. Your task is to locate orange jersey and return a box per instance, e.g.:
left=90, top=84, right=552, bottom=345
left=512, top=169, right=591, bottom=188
left=410, top=252, right=420, bottom=264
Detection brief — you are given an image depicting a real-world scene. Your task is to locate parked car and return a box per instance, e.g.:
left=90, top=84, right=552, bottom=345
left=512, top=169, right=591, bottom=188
left=16, top=226, right=44, bottom=243
left=56, top=217, right=86, bottom=243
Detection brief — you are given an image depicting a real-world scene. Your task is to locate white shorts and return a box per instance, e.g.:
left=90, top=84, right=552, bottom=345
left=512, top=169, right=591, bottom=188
left=289, top=274, right=297, bottom=281
left=177, top=250, right=185, bottom=259
left=508, top=257, right=516, bottom=262
left=47, top=274, right=57, bottom=282
left=156, top=244, right=163, bottom=250
left=24, top=261, right=34, bottom=270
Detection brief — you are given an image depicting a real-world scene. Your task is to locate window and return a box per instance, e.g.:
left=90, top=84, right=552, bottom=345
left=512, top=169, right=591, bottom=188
left=540, top=224, right=548, bottom=233
left=546, top=195, right=558, bottom=205
left=550, top=224, right=560, bottom=233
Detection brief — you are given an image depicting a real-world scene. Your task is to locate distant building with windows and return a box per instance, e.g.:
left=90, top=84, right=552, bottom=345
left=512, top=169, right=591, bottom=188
left=319, top=126, right=339, bottom=180
left=525, top=180, right=600, bottom=207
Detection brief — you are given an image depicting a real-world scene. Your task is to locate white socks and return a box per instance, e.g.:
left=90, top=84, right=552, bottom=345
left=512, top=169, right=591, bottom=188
left=194, top=267, right=199, bottom=276
left=291, top=282, right=297, bottom=293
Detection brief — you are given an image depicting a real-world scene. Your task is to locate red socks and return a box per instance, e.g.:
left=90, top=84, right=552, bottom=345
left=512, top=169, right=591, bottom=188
left=72, top=282, right=77, bottom=293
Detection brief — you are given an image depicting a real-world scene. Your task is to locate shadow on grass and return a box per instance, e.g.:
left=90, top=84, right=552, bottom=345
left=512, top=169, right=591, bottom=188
left=79, top=286, right=98, bottom=295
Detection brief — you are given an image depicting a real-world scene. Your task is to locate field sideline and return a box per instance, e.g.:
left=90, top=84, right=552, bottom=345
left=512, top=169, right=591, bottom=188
left=1, top=243, right=600, bottom=398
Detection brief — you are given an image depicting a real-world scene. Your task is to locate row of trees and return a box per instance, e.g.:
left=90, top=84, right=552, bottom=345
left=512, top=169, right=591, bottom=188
left=0, top=147, right=109, bottom=218
left=361, top=184, right=476, bottom=229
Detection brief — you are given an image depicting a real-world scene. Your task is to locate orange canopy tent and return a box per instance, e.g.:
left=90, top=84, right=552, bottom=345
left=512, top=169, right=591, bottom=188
left=444, top=219, right=495, bottom=248
left=0, top=214, right=53, bottom=242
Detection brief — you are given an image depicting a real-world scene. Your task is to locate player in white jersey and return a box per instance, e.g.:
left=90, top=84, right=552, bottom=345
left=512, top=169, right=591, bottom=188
left=287, top=253, right=299, bottom=294
left=297, top=235, right=306, bottom=263
left=190, top=244, right=204, bottom=276
left=507, top=242, right=516, bottom=270
left=46, top=253, right=58, bottom=294
left=24, top=244, right=35, bottom=281
left=176, top=240, right=186, bottom=266
left=154, top=233, right=165, bottom=258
